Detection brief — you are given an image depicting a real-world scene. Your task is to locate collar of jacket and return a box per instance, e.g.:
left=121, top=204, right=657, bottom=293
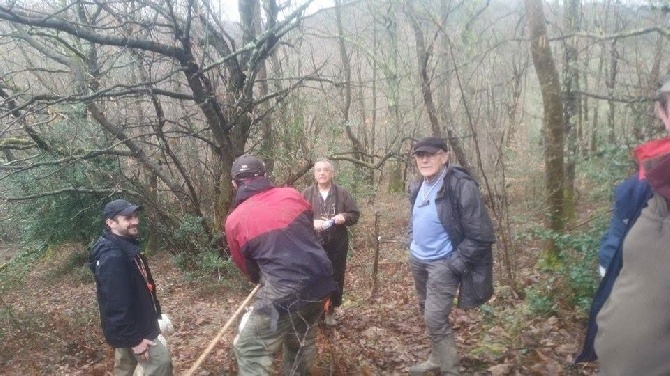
left=103, top=229, right=141, bottom=258
left=232, top=175, right=275, bottom=208
left=311, top=182, right=338, bottom=196
left=411, top=165, right=451, bottom=201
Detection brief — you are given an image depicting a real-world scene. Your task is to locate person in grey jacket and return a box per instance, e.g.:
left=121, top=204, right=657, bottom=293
left=407, top=137, right=495, bottom=375
left=595, top=150, right=670, bottom=374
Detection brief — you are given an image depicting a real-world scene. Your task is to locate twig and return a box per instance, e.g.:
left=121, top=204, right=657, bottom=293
left=371, top=212, right=380, bottom=297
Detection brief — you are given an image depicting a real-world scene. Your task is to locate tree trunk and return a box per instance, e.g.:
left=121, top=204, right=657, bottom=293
left=525, top=0, right=566, bottom=262
left=335, top=0, right=372, bottom=189
left=562, top=0, right=581, bottom=223
left=606, top=1, right=622, bottom=143
left=255, top=0, right=275, bottom=174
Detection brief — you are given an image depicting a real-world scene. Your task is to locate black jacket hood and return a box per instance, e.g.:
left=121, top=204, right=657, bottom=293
left=232, top=175, right=274, bottom=208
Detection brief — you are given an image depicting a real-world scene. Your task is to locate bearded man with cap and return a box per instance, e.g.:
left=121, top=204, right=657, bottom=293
left=224, top=154, right=337, bottom=375
left=408, top=137, right=495, bottom=375
left=90, top=199, right=173, bottom=375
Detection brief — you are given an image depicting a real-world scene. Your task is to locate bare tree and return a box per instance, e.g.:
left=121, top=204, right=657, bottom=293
left=403, top=0, right=472, bottom=171
left=0, top=0, right=314, bottom=253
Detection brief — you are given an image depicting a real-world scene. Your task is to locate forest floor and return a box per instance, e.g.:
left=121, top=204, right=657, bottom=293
left=0, top=192, right=601, bottom=375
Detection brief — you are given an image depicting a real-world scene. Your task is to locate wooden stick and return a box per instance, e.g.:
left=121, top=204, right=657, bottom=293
left=184, top=284, right=260, bottom=376
left=371, top=211, right=380, bottom=296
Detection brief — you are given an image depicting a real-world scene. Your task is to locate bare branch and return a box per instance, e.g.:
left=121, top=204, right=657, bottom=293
left=5, top=187, right=138, bottom=202
left=548, top=26, right=670, bottom=42
left=0, top=5, right=185, bottom=58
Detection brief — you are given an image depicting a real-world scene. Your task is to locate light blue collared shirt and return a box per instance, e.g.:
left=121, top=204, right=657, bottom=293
left=410, top=177, right=453, bottom=261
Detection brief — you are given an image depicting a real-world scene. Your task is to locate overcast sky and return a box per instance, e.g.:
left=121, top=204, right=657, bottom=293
left=217, top=0, right=334, bottom=21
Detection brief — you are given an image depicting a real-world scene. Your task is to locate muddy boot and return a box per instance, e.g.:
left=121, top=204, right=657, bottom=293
left=409, top=351, right=440, bottom=375
left=434, top=334, right=460, bottom=375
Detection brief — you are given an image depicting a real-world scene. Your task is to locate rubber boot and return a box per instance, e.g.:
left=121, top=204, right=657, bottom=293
left=409, top=351, right=440, bottom=375
left=434, top=334, right=460, bottom=375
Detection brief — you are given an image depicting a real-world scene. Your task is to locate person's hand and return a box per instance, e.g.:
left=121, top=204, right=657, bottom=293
left=333, top=214, right=346, bottom=225
left=314, top=220, right=324, bottom=231
left=132, top=338, right=156, bottom=361
left=449, top=256, right=467, bottom=277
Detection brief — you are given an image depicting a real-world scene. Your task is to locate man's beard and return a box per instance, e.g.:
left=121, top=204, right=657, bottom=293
left=119, top=226, right=139, bottom=239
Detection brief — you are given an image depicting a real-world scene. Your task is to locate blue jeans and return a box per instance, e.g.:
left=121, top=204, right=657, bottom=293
left=410, top=255, right=460, bottom=343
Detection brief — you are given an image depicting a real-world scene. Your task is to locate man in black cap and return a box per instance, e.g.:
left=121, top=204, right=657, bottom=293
left=407, top=137, right=495, bottom=375
left=224, top=154, right=337, bottom=375
left=90, top=199, right=173, bottom=375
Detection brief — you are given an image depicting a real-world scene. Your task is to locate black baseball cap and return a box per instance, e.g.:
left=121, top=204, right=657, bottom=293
left=231, top=154, right=266, bottom=179
left=413, top=137, right=449, bottom=154
left=103, top=199, right=142, bottom=220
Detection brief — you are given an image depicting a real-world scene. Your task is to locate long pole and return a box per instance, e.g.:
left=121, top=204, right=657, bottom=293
left=184, top=284, right=260, bottom=376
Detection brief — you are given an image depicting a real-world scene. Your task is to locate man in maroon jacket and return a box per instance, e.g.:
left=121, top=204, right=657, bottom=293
left=224, top=154, right=337, bottom=375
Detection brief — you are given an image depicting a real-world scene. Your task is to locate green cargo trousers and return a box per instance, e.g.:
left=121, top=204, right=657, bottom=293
left=234, top=299, right=325, bottom=376
left=113, top=336, right=173, bottom=376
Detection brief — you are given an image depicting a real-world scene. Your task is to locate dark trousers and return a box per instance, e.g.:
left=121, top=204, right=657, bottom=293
left=323, top=234, right=348, bottom=308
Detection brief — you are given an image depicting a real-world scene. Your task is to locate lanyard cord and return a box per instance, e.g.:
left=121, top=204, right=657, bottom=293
left=420, top=167, right=447, bottom=203
left=318, top=186, right=337, bottom=219
left=134, top=256, right=154, bottom=294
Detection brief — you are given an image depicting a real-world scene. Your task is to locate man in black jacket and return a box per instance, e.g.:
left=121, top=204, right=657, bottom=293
left=90, top=199, right=172, bottom=375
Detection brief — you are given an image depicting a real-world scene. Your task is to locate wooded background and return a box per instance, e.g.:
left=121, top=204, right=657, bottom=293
left=1, top=0, right=668, bottom=291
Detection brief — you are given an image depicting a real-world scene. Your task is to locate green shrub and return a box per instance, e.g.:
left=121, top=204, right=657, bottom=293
left=167, top=215, right=243, bottom=281
left=3, top=156, right=122, bottom=247
left=46, top=246, right=94, bottom=284
left=525, top=277, right=559, bottom=316
left=0, top=245, right=46, bottom=293
left=523, top=222, right=603, bottom=316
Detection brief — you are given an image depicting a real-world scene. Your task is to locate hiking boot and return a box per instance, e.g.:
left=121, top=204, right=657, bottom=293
left=324, top=311, right=337, bottom=326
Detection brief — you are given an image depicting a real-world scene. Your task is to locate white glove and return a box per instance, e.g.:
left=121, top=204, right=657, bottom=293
left=158, top=313, right=175, bottom=338
left=234, top=307, right=253, bottom=346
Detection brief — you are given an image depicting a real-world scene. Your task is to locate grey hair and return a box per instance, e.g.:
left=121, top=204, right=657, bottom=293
left=314, top=158, right=334, bottom=171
